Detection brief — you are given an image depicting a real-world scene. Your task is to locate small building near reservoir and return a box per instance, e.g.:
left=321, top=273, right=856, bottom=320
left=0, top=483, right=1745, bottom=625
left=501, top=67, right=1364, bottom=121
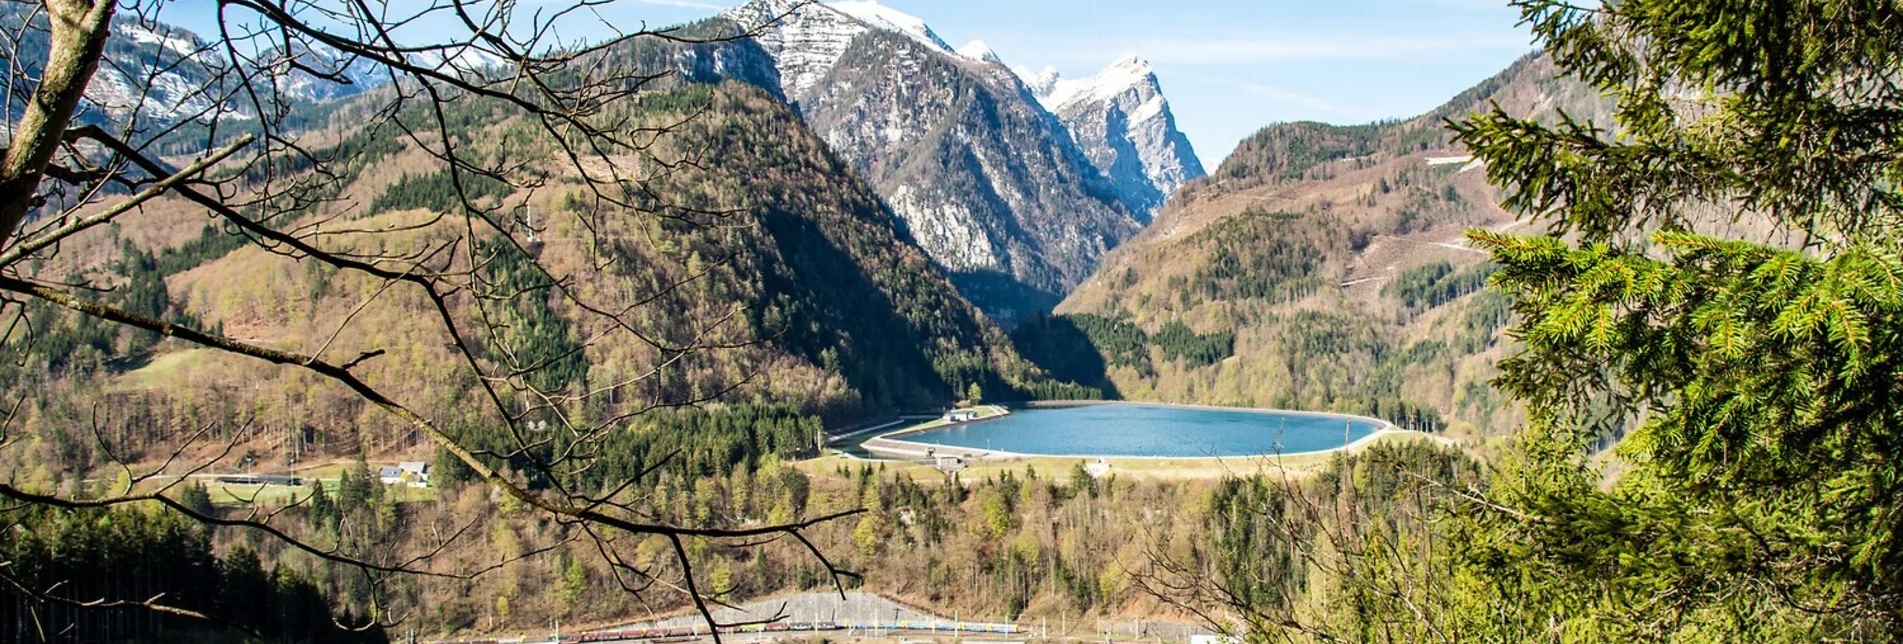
left=943, top=409, right=981, bottom=423
left=380, top=462, right=432, bottom=488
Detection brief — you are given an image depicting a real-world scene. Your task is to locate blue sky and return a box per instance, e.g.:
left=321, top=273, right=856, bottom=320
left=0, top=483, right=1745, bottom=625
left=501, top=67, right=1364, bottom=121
left=158, top=0, right=1539, bottom=166
left=894, top=0, right=1539, bottom=164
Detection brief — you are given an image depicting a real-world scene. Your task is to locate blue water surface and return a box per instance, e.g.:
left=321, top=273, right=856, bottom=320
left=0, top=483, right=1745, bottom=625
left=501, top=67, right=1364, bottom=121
left=896, top=404, right=1383, bottom=457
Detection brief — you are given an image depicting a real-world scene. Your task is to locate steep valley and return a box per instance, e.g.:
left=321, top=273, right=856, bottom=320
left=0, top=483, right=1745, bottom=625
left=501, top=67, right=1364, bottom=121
left=1023, top=54, right=1609, bottom=437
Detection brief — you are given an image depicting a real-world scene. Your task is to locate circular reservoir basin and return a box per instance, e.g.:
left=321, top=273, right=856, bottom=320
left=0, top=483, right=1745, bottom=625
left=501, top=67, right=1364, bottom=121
left=893, top=404, right=1386, bottom=458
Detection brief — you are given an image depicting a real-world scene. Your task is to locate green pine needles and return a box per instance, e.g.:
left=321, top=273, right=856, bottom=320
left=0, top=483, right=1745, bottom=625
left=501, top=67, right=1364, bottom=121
left=1432, top=0, right=1903, bottom=638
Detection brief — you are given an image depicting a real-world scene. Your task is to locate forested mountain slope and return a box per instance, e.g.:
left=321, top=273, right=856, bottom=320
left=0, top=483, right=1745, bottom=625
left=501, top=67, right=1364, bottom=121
left=6, top=81, right=1086, bottom=487
left=1025, top=54, right=1605, bottom=435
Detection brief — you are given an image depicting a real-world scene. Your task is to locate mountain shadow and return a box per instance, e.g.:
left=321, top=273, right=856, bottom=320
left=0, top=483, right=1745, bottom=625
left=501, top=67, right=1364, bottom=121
left=1008, top=311, right=1122, bottom=399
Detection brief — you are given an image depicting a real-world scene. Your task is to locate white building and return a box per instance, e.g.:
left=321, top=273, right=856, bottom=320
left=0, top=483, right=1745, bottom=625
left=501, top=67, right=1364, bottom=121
left=943, top=409, right=981, bottom=423
left=397, top=461, right=431, bottom=487
left=934, top=455, right=967, bottom=473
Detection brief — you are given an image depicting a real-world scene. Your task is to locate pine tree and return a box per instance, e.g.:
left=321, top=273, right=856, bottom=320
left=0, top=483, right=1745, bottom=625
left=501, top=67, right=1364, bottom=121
left=1434, top=0, right=1903, bottom=638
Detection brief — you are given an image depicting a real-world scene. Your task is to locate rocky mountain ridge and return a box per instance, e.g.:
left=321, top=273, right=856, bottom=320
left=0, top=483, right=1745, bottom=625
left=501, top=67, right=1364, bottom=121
left=0, top=4, right=509, bottom=127
left=712, top=0, right=1204, bottom=317
left=1019, top=55, right=1206, bottom=222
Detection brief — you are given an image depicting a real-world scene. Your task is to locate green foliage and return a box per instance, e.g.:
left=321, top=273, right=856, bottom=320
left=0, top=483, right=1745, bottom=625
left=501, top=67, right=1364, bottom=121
left=337, top=456, right=379, bottom=510
left=1401, top=0, right=1903, bottom=637
left=556, top=553, right=589, bottom=609
left=1012, top=312, right=1237, bottom=376
left=1382, top=260, right=1498, bottom=311
left=367, top=168, right=513, bottom=215
left=568, top=404, right=817, bottom=492
left=0, top=504, right=385, bottom=642
left=153, top=224, right=249, bottom=277
left=1204, top=477, right=1304, bottom=614
left=479, top=243, right=586, bottom=392
left=175, top=481, right=215, bottom=517
left=1184, top=212, right=1330, bottom=306
left=1152, top=320, right=1235, bottom=368
left=1461, top=230, right=1903, bottom=635
left=0, top=234, right=228, bottom=381
left=1058, top=313, right=1152, bottom=375
left=1198, top=440, right=1483, bottom=641
left=1218, top=122, right=1384, bottom=182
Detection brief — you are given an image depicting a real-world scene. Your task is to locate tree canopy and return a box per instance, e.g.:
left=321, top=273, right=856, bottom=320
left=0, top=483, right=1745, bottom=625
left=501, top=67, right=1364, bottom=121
left=1439, top=0, right=1903, bottom=637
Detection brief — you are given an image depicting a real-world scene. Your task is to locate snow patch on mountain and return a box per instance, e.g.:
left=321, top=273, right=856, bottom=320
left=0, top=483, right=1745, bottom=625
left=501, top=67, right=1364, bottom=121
left=956, top=40, right=1002, bottom=64
left=1027, top=54, right=1156, bottom=111
left=1022, top=54, right=1204, bottom=221
left=825, top=1, right=953, bottom=53
left=412, top=45, right=510, bottom=73
left=1013, top=65, right=1060, bottom=96
left=118, top=23, right=202, bottom=58
left=723, top=0, right=875, bottom=100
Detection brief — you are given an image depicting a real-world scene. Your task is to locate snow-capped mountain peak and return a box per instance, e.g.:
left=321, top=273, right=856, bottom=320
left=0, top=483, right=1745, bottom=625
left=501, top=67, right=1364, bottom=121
left=711, top=0, right=1203, bottom=295
left=118, top=23, right=203, bottom=58
left=1012, top=65, right=1061, bottom=96
left=1019, top=54, right=1203, bottom=222
left=721, top=0, right=967, bottom=99
left=956, top=39, right=1002, bottom=64
left=1033, top=54, right=1158, bottom=111
left=824, top=1, right=953, bottom=53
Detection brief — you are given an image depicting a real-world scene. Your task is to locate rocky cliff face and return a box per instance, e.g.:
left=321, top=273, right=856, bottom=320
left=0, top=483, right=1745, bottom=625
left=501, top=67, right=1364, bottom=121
left=1021, top=56, right=1206, bottom=222
left=715, top=0, right=1201, bottom=318
left=0, top=4, right=492, bottom=126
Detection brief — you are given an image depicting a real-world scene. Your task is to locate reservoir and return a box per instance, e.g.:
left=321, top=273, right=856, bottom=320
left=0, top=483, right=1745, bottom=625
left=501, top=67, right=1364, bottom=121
left=889, top=404, right=1385, bottom=458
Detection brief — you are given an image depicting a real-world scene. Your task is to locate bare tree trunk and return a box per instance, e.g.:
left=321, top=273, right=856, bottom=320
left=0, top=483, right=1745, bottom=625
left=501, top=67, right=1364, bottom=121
left=0, top=0, right=115, bottom=240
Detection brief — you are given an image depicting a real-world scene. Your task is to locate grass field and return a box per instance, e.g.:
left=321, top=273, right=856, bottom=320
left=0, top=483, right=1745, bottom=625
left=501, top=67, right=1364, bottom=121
left=203, top=479, right=436, bottom=507
left=112, top=349, right=212, bottom=391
